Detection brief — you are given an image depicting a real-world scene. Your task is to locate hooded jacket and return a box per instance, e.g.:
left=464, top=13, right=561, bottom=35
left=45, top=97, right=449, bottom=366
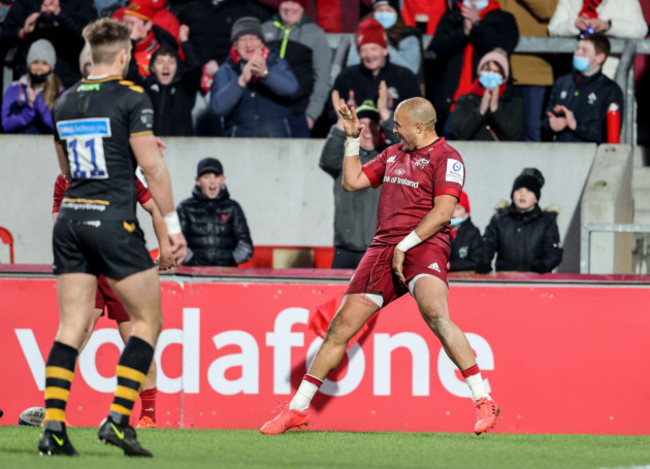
left=177, top=185, right=253, bottom=267
left=262, top=12, right=332, bottom=121
left=144, top=42, right=201, bottom=136
left=478, top=203, right=563, bottom=273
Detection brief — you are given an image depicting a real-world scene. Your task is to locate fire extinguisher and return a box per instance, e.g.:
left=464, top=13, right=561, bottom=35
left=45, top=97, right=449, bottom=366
left=607, top=102, right=620, bottom=144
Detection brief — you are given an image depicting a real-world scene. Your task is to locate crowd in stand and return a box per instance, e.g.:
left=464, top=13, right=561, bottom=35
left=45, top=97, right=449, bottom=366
left=1, top=0, right=648, bottom=141
left=0, top=0, right=649, bottom=272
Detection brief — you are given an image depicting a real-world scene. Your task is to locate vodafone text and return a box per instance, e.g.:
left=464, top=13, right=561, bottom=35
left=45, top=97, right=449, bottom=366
left=15, top=308, right=493, bottom=398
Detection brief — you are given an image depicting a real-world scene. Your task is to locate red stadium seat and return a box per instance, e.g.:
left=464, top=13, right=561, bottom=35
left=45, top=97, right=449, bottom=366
left=238, top=246, right=334, bottom=269
left=0, top=226, right=15, bottom=264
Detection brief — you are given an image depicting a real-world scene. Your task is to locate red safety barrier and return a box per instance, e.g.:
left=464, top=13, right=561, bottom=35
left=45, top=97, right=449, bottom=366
left=1, top=275, right=649, bottom=434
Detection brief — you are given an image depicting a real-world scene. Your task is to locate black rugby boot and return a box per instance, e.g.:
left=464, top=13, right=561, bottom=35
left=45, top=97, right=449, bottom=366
left=38, top=427, right=80, bottom=456
left=97, top=416, right=153, bottom=457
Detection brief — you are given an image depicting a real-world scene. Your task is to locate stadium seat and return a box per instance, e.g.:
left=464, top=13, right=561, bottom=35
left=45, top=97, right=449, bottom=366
left=0, top=226, right=15, bottom=264
left=239, top=246, right=334, bottom=269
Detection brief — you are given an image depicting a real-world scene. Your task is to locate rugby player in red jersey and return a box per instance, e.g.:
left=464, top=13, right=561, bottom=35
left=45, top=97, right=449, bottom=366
left=261, top=97, right=499, bottom=436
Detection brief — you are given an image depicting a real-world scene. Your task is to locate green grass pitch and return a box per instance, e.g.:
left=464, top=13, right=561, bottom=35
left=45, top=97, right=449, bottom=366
left=1, top=426, right=649, bottom=469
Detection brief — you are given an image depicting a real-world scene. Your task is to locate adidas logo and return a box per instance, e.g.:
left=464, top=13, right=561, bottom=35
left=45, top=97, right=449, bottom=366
left=428, top=262, right=441, bottom=272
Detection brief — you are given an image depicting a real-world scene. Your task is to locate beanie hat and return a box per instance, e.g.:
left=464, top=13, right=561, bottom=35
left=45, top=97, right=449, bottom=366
left=373, top=0, right=400, bottom=12
left=458, top=191, right=470, bottom=214
left=477, top=49, right=510, bottom=81
left=280, top=0, right=308, bottom=8
left=511, top=168, right=544, bottom=201
left=124, top=0, right=155, bottom=22
left=355, top=99, right=380, bottom=122
left=27, top=39, right=56, bottom=69
left=231, top=16, right=264, bottom=43
left=356, top=18, right=387, bottom=49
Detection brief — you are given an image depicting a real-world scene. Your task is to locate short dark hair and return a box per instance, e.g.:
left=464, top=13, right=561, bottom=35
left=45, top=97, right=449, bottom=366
left=581, top=33, right=611, bottom=58
left=82, top=18, right=130, bottom=66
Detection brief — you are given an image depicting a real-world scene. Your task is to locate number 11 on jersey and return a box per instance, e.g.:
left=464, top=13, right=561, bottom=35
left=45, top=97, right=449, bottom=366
left=56, top=118, right=111, bottom=180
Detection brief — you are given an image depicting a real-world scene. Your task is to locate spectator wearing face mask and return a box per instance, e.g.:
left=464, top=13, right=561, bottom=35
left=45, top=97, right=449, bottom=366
left=449, top=191, right=483, bottom=272
left=2, top=39, right=63, bottom=134
left=346, top=0, right=423, bottom=76
left=450, top=48, right=524, bottom=141
left=544, top=33, right=623, bottom=143
left=425, top=0, right=519, bottom=136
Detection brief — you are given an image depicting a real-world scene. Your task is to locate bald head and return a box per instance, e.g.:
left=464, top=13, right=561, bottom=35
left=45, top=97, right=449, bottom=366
left=392, top=98, right=438, bottom=151
left=395, top=97, right=437, bottom=130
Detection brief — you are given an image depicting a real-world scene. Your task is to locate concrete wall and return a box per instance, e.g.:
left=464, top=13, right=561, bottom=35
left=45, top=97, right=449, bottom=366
left=0, top=136, right=596, bottom=269
left=581, top=145, right=635, bottom=273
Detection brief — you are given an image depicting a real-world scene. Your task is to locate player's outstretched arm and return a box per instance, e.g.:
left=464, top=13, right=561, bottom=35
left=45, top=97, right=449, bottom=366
left=338, top=103, right=372, bottom=192
left=392, top=194, right=457, bottom=282
left=130, top=134, right=187, bottom=265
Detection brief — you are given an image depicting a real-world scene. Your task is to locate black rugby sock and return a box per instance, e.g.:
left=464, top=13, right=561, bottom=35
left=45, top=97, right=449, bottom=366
left=44, top=341, right=78, bottom=431
left=109, top=336, right=154, bottom=426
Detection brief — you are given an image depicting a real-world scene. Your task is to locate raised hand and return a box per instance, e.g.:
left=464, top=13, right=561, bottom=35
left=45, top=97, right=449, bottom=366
left=337, top=103, right=363, bottom=138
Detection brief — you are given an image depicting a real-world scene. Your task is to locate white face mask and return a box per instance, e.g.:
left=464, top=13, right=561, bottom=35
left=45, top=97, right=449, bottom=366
left=450, top=217, right=467, bottom=227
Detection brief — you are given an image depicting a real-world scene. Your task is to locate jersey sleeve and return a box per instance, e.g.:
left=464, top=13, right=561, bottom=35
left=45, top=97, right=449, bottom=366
left=136, top=178, right=152, bottom=205
left=361, top=147, right=391, bottom=189
left=432, top=149, right=464, bottom=199
left=52, top=174, right=68, bottom=214
left=127, top=88, right=155, bottom=138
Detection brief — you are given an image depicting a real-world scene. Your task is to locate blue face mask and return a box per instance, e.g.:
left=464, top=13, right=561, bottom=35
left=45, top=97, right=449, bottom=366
left=479, top=70, right=503, bottom=90
left=374, top=11, right=397, bottom=29
left=450, top=217, right=466, bottom=227
left=573, top=55, right=591, bottom=73
left=464, top=0, right=489, bottom=11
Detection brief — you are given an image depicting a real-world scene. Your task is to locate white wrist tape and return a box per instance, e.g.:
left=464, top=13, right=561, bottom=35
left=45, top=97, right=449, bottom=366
left=344, top=136, right=360, bottom=157
left=164, top=211, right=182, bottom=235
left=396, top=230, right=423, bottom=252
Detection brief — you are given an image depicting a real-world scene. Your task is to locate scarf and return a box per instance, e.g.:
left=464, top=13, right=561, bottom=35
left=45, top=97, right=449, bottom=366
left=229, top=44, right=271, bottom=84
left=579, top=0, right=602, bottom=19
left=468, top=77, right=507, bottom=98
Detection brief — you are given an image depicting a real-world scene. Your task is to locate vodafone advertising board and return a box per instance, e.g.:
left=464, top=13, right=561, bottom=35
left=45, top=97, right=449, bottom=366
left=1, top=277, right=649, bottom=434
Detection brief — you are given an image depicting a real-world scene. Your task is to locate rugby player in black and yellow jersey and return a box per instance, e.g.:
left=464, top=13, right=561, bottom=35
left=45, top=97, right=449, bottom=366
left=38, top=18, right=186, bottom=457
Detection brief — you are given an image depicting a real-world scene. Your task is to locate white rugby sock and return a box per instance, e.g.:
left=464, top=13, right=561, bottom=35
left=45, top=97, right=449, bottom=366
left=465, top=373, right=490, bottom=402
left=289, top=375, right=322, bottom=411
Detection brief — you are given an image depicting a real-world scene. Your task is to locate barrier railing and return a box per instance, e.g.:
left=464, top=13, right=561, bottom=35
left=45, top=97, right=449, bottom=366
left=580, top=222, right=650, bottom=273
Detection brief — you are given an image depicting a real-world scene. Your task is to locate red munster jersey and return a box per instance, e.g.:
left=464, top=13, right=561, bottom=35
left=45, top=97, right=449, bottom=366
left=52, top=173, right=152, bottom=214
left=361, top=137, right=465, bottom=248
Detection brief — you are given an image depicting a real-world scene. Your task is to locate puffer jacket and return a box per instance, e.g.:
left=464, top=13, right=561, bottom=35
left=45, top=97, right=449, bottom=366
left=177, top=185, right=253, bottom=266
left=478, top=203, right=563, bottom=273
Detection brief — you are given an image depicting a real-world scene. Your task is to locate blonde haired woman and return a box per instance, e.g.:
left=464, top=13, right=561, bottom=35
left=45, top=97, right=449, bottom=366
left=2, top=39, right=63, bottom=133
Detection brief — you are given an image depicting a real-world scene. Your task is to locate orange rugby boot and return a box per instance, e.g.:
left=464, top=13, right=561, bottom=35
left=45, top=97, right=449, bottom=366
left=473, top=397, right=500, bottom=435
left=260, top=404, right=309, bottom=435
left=135, top=416, right=156, bottom=429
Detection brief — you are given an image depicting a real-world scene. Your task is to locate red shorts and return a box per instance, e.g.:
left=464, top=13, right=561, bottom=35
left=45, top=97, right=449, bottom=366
left=346, top=241, right=450, bottom=308
left=95, top=275, right=130, bottom=322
